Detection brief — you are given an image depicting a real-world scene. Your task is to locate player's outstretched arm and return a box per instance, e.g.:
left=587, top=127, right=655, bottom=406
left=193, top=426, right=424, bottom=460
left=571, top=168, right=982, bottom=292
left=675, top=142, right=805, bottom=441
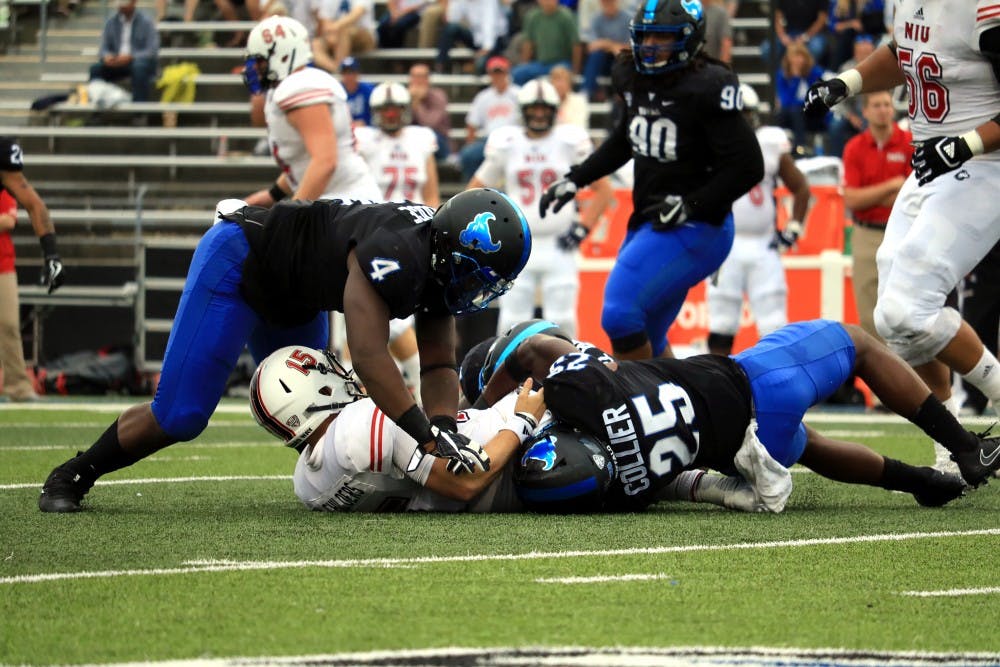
left=479, top=334, right=578, bottom=406
left=804, top=43, right=904, bottom=117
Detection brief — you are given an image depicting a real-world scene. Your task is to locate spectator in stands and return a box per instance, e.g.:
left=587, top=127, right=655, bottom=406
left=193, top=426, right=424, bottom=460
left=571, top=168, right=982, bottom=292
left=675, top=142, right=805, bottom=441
left=702, top=0, right=732, bottom=63
left=212, top=0, right=267, bottom=47
left=511, top=0, right=581, bottom=86
left=459, top=56, right=520, bottom=182
left=827, top=0, right=885, bottom=70
left=549, top=65, right=588, bottom=129
left=0, top=137, right=65, bottom=403
left=840, top=90, right=910, bottom=343
left=416, top=0, right=446, bottom=48
left=377, top=0, right=430, bottom=48
left=312, top=0, right=376, bottom=73
left=89, top=0, right=160, bottom=104
left=773, top=41, right=827, bottom=153
left=408, top=62, right=452, bottom=159
left=339, top=56, right=376, bottom=126
left=763, top=0, right=828, bottom=68
left=826, top=34, right=873, bottom=156
left=581, top=0, right=630, bottom=101
left=435, top=0, right=509, bottom=73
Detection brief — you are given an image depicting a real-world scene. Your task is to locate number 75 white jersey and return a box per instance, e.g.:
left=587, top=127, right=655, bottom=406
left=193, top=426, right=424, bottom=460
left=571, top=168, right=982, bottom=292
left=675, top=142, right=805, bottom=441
left=354, top=125, right=438, bottom=203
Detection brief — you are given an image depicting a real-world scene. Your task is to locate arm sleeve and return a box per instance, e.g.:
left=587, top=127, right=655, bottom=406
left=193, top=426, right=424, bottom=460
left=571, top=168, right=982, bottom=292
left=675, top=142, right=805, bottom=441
left=473, top=128, right=510, bottom=186
left=567, top=106, right=631, bottom=187
left=685, top=109, right=765, bottom=224
left=133, top=14, right=160, bottom=60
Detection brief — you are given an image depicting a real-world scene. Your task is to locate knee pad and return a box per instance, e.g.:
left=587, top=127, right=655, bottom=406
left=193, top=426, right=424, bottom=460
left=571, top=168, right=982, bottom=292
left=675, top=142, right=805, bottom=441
left=875, top=300, right=961, bottom=366
left=154, top=406, right=211, bottom=442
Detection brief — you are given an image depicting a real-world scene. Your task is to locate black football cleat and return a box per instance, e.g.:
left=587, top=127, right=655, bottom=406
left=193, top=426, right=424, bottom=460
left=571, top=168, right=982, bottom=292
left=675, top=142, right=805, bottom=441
left=38, top=457, right=96, bottom=513
left=953, top=427, right=1000, bottom=488
left=911, top=468, right=967, bottom=507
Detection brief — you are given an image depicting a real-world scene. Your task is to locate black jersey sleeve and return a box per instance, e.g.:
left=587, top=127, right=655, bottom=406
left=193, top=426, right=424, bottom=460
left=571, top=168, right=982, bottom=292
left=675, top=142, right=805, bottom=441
left=0, top=137, right=25, bottom=173
left=685, top=69, right=765, bottom=224
left=567, top=58, right=634, bottom=188
left=353, top=226, right=428, bottom=319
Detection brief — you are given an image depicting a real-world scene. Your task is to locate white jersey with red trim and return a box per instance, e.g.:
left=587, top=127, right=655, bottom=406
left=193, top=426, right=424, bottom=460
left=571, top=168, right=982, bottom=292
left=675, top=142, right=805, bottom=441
left=354, top=125, right=438, bottom=204
left=266, top=66, right=380, bottom=199
left=292, top=393, right=523, bottom=512
left=730, top=126, right=790, bottom=238
left=893, top=0, right=1000, bottom=156
left=475, top=124, right=593, bottom=238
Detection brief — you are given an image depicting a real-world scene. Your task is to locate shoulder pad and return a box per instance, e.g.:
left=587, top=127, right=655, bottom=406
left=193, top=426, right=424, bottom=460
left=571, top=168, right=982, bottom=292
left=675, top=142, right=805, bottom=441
left=273, top=68, right=339, bottom=110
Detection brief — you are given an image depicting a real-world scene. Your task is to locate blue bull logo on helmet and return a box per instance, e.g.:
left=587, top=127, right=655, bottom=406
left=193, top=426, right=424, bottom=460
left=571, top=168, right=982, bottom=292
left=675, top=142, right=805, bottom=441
left=522, top=434, right=558, bottom=471
left=681, top=0, right=703, bottom=19
left=459, top=212, right=502, bottom=254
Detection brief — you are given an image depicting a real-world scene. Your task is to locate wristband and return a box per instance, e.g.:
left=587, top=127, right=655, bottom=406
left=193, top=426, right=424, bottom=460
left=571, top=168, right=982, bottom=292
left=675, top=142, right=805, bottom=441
left=268, top=182, right=287, bottom=202
left=39, top=233, right=58, bottom=258
left=397, top=405, right=433, bottom=446
left=961, top=130, right=986, bottom=156
left=837, top=68, right=863, bottom=96
left=420, top=363, right=457, bottom=377
left=429, top=414, right=457, bottom=432
left=504, top=412, right=538, bottom=445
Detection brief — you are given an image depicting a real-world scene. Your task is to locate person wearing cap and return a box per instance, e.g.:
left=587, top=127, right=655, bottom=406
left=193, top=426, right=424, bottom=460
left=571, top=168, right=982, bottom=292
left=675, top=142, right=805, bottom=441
left=459, top=56, right=521, bottom=181
left=435, top=0, right=509, bottom=73
left=339, top=56, right=377, bottom=126
left=88, top=0, right=159, bottom=104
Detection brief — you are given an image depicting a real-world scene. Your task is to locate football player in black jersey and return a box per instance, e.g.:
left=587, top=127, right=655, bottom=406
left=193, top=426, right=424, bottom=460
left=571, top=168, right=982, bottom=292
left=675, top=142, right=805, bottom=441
left=0, top=137, right=64, bottom=294
left=538, top=0, right=763, bottom=361
left=482, top=319, right=1000, bottom=512
left=38, top=190, right=532, bottom=512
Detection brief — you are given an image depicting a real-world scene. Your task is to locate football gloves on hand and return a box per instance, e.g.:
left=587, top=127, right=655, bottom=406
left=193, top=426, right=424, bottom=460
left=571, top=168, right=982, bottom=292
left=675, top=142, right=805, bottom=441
left=803, top=77, right=849, bottom=117
left=556, top=221, right=589, bottom=251
left=41, top=255, right=65, bottom=294
left=644, top=195, right=690, bottom=231
left=431, top=425, right=491, bottom=475
left=539, top=178, right=577, bottom=219
left=775, top=220, right=803, bottom=250
left=912, top=135, right=975, bottom=185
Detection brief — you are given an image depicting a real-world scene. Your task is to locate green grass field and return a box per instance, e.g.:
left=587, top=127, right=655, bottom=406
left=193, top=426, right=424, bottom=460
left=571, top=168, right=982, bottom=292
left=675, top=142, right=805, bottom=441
left=2, top=401, right=999, bottom=666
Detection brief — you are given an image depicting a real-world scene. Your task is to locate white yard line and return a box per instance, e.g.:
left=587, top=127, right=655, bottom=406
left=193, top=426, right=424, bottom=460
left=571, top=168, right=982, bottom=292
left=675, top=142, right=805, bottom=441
left=899, top=587, right=1000, bottom=597
left=3, top=528, right=997, bottom=585
left=0, top=475, right=290, bottom=490
left=535, top=573, right=674, bottom=584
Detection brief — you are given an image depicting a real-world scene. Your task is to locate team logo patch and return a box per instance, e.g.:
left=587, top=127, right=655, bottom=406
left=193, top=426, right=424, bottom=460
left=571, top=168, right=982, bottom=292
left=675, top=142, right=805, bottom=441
left=459, top=212, right=502, bottom=254
left=522, top=435, right=557, bottom=471
left=591, top=454, right=606, bottom=470
left=286, top=415, right=300, bottom=428
left=681, top=0, right=703, bottom=19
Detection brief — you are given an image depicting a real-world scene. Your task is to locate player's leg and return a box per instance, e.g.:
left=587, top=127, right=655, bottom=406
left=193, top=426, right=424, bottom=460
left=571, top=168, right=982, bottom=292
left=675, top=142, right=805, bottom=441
left=706, top=236, right=747, bottom=356
left=540, top=240, right=580, bottom=338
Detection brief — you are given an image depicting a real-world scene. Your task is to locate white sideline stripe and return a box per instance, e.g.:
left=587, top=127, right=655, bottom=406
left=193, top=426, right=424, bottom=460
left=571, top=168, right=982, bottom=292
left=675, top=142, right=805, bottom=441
left=900, top=587, right=1000, bottom=597
left=535, top=573, right=673, bottom=584
left=0, top=441, right=274, bottom=451
left=3, top=528, right=998, bottom=585
left=0, top=475, right=290, bottom=490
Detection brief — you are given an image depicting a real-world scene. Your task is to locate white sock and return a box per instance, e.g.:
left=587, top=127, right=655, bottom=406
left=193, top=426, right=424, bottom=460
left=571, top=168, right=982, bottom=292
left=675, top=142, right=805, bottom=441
left=961, top=349, right=1000, bottom=406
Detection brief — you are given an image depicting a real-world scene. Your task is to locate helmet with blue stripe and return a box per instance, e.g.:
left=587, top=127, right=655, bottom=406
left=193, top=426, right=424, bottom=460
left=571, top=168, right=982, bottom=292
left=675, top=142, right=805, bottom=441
left=430, top=188, right=532, bottom=315
left=513, top=423, right=617, bottom=513
left=630, top=0, right=706, bottom=74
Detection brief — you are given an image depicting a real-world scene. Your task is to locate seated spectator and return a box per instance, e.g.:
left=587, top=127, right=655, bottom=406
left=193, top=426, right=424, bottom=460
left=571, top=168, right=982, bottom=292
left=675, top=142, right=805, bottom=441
left=826, top=34, right=874, bottom=156
left=88, top=0, right=159, bottom=104
left=828, top=0, right=885, bottom=69
left=436, top=0, right=509, bottom=73
left=762, top=0, right=828, bottom=68
left=773, top=42, right=828, bottom=153
left=511, top=0, right=581, bottom=86
left=339, top=56, right=376, bottom=126
left=416, top=0, right=445, bottom=48
left=549, top=65, right=588, bottom=129
left=313, top=0, right=376, bottom=72
left=703, top=0, right=732, bottom=63
left=408, top=63, right=452, bottom=159
left=459, top=55, right=520, bottom=181
left=581, top=0, right=629, bottom=101
left=153, top=0, right=201, bottom=22
left=377, top=0, right=429, bottom=48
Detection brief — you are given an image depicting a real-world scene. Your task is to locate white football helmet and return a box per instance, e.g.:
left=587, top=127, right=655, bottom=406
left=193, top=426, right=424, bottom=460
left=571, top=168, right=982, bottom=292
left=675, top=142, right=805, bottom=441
left=739, top=83, right=761, bottom=127
left=517, top=79, right=560, bottom=133
left=369, top=82, right=411, bottom=133
left=244, top=16, right=311, bottom=91
left=250, top=345, right=364, bottom=450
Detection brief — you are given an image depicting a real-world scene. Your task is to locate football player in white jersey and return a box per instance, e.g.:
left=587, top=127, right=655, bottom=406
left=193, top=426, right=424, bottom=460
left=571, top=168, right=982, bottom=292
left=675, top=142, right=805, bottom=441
left=467, top=79, right=615, bottom=337
left=355, top=82, right=440, bottom=207
left=804, top=0, right=1000, bottom=483
left=707, top=84, right=811, bottom=356
left=241, top=15, right=381, bottom=207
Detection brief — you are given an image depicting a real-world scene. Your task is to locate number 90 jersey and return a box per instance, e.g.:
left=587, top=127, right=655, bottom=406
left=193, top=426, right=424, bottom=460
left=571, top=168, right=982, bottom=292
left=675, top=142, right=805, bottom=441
left=543, top=351, right=753, bottom=511
left=475, top=124, right=593, bottom=237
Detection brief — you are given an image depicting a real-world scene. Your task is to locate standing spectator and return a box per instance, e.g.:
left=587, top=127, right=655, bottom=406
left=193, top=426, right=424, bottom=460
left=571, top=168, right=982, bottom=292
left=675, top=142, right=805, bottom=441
left=826, top=34, right=874, bottom=156
left=88, top=0, right=159, bottom=103
left=377, top=0, right=429, bottom=48
left=549, top=65, right=589, bottom=129
left=774, top=42, right=828, bottom=153
left=339, top=56, right=376, bottom=126
left=511, top=0, right=581, bottom=86
left=459, top=56, right=520, bottom=182
left=581, top=0, right=630, bottom=101
left=435, top=0, right=509, bottom=73
left=313, top=0, right=376, bottom=73
left=840, top=90, right=911, bottom=342
left=408, top=62, right=452, bottom=159
left=702, top=0, right=732, bottom=63
left=763, top=0, right=828, bottom=67
left=0, top=136, right=65, bottom=403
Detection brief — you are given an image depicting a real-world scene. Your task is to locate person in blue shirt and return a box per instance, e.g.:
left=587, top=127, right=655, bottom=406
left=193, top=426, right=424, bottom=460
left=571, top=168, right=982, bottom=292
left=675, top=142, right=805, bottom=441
left=340, top=56, right=376, bottom=125
left=774, top=41, right=828, bottom=153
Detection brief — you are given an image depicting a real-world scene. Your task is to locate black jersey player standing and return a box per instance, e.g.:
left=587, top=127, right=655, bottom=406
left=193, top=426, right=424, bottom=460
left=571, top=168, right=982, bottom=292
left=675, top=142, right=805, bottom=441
left=538, top=0, right=763, bottom=361
left=38, top=189, right=532, bottom=512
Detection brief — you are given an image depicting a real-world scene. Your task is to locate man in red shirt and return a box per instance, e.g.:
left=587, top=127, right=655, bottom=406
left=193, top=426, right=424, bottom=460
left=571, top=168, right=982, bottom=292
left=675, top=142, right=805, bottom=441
left=841, top=91, right=911, bottom=340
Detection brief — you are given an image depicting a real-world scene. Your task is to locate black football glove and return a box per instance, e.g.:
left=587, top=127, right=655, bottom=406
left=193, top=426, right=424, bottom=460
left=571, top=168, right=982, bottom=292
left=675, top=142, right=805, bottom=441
left=911, top=135, right=975, bottom=185
left=430, top=425, right=491, bottom=475
left=803, top=77, right=849, bottom=118
left=775, top=220, right=803, bottom=250
left=38, top=234, right=65, bottom=294
left=556, top=221, right=589, bottom=251
left=643, top=194, right=690, bottom=231
left=539, top=177, right=577, bottom=219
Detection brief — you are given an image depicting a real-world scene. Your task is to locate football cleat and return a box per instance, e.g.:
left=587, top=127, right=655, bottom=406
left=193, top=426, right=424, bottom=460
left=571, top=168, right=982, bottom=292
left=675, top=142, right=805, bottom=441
left=952, top=427, right=1000, bottom=488
left=911, top=468, right=967, bottom=507
left=38, top=456, right=96, bottom=513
